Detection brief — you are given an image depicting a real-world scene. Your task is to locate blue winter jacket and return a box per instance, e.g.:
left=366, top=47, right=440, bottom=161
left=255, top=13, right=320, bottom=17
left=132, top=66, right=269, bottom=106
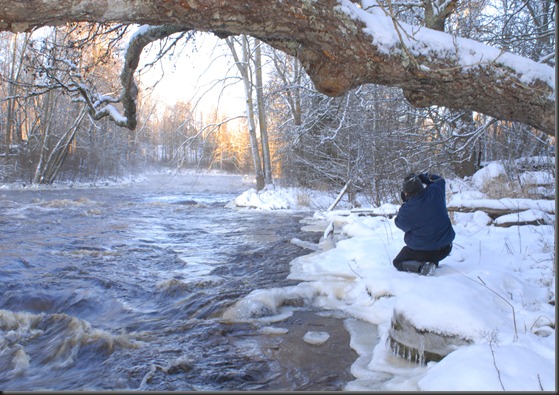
left=394, top=173, right=455, bottom=251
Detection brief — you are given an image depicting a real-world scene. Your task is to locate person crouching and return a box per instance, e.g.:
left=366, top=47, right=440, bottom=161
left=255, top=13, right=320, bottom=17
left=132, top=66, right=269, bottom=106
left=393, top=172, right=455, bottom=276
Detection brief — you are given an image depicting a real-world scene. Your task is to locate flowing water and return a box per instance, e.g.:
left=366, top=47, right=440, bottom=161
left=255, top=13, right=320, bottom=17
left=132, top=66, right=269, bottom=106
left=0, top=172, right=360, bottom=391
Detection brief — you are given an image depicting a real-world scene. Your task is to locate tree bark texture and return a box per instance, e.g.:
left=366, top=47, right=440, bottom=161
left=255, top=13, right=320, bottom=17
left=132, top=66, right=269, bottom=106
left=0, top=0, right=554, bottom=135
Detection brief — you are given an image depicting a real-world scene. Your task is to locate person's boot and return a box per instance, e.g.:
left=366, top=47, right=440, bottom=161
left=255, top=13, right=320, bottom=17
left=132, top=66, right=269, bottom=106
left=400, top=260, right=424, bottom=273
left=419, top=262, right=437, bottom=276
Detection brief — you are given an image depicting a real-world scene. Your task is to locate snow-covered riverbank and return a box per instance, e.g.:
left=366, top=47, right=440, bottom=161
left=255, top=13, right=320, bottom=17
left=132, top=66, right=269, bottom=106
left=231, top=163, right=555, bottom=391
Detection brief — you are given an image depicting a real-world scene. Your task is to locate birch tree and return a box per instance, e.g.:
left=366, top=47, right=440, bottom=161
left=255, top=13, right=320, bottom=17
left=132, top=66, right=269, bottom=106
left=254, top=39, right=273, bottom=185
left=226, top=35, right=275, bottom=189
left=226, top=36, right=265, bottom=190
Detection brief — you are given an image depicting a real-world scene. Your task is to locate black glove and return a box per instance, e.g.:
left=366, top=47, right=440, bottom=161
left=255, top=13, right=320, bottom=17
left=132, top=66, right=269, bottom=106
left=401, top=191, right=407, bottom=203
left=418, top=173, right=430, bottom=184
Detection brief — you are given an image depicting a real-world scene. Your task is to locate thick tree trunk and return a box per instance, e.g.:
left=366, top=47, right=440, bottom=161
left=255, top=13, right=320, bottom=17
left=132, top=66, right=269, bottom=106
left=0, top=0, right=554, bottom=134
left=423, top=0, right=457, bottom=32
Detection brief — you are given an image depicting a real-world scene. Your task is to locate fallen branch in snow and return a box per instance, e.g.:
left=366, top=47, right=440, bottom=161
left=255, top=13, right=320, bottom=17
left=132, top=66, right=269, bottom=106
left=327, top=180, right=351, bottom=212
left=347, top=259, right=363, bottom=279
left=348, top=208, right=397, bottom=218
left=476, top=276, right=519, bottom=343
left=448, top=267, right=519, bottom=342
left=489, top=340, right=506, bottom=391
left=448, top=198, right=555, bottom=227
left=493, top=217, right=551, bottom=228
left=447, top=202, right=555, bottom=218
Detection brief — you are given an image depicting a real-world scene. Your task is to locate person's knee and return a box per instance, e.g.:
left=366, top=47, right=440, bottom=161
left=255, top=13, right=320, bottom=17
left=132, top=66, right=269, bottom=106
left=446, top=243, right=453, bottom=257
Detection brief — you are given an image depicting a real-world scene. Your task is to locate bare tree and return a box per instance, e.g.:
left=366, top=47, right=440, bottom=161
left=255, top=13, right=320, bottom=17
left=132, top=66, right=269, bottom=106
left=33, top=107, right=86, bottom=184
left=226, top=35, right=265, bottom=190
left=3, top=33, right=30, bottom=156
left=0, top=24, right=149, bottom=183
left=254, top=39, right=273, bottom=185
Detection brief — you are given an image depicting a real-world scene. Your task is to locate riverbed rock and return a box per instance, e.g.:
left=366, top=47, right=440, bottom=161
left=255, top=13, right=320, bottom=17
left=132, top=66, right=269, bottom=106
left=388, top=312, right=472, bottom=365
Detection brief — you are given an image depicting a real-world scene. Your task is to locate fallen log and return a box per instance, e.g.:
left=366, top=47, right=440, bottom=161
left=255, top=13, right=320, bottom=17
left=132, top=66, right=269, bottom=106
left=492, top=209, right=554, bottom=227
left=447, top=198, right=555, bottom=219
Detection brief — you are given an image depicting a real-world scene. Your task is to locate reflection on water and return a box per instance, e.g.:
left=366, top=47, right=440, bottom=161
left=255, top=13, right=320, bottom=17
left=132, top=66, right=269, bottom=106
left=0, top=174, right=359, bottom=391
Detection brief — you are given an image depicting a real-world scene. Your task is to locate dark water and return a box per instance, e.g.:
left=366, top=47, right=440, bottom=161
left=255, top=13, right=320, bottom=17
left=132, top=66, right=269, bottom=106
left=0, top=173, right=358, bottom=391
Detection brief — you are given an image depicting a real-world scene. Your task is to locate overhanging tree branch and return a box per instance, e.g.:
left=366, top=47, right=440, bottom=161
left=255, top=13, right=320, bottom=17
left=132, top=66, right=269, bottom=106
left=0, top=0, right=554, bottom=134
left=116, top=25, right=191, bottom=129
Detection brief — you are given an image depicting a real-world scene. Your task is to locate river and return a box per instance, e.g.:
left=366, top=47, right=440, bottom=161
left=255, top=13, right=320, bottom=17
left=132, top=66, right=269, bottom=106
left=0, top=172, right=360, bottom=391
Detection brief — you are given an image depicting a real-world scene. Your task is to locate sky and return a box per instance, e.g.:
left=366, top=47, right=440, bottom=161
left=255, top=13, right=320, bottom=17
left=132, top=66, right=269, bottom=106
left=226, top=160, right=556, bottom=391
left=138, top=32, right=247, bottom=117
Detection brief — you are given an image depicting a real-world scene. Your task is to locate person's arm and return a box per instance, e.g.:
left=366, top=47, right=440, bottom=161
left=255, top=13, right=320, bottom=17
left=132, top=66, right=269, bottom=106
left=394, top=205, right=412, bottom=232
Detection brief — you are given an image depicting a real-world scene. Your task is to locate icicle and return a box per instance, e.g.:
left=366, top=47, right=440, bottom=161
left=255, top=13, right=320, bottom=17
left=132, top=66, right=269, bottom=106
left=418, top=336, right=426, bottom=366
left=406, top=346, right=411, bottom=363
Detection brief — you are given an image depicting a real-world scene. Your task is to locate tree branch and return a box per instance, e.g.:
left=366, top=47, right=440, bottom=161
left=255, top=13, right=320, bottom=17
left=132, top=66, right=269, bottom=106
left=0, top=0, right=554, bottom=134
left=118, top=25, right=191, bottom=129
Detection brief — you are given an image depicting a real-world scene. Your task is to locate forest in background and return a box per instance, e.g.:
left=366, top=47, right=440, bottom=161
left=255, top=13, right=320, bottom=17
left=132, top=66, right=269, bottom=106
left=0, top=0, right=555, bottom=206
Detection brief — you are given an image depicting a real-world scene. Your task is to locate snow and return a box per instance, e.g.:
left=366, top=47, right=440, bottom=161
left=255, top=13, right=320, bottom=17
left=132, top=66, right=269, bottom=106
left=130, top=24, right=152, bottom=40
left=417, top=342, right=555, bottom=391
left=339, top=0, right=554, bottom=89
left=103, top=104, right=128, bottom=125
left=520, top=171, right=555, bottom=187
left=493, top=209, right=553, bottom=226
left=448, top=196, right=555, bottom=213
left=229, top=162, right=556, bottom=391
left=471, top=162, right=507, bottom=188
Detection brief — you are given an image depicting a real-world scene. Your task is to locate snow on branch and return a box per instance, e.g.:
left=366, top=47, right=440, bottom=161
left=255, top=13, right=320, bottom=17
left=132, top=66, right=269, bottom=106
left=114, top=24, right=191, bottom=129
